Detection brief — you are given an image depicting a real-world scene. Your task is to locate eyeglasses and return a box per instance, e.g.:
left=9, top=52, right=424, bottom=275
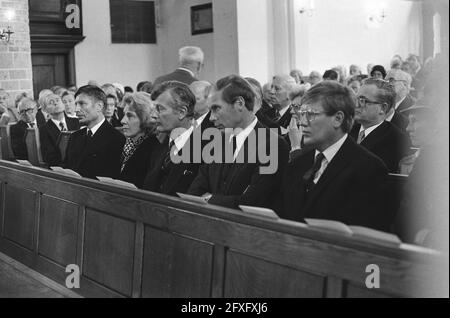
left=19, top=108, right=36, bottom=115
left=357, top=96, right=385, bottom=108
left=387, top=78, right=407, bottom=85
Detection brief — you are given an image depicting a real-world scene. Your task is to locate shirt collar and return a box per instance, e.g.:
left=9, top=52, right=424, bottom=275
left=177, top=67, right=195, bottom=77
left=230, top=117, right=258, bottom=158
left=279, top=105, right=290, bottom=118
left=89, top=118, right=105, bottom=136
left=170, top=125, right=194, bottom=154
left=395, top=96, right=406, bottom=110
left=316, top=134, right=348, bottom=164
left=360, top=121, right=384, bottom=138
left=50, top=116, right=66, bottom=127
left=195, top=112, right=208, bottom=127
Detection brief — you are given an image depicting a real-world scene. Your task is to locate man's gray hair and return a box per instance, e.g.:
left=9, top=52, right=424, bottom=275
left=179, top=46, right=204, bottom=65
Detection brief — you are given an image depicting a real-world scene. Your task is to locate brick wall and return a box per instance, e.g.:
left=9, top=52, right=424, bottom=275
left=0, top=0, right=33, bottom=99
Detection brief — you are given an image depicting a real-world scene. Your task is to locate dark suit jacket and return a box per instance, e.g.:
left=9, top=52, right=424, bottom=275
left=277, top=107, right=292, bottom=129
left=36, top=109, right=47, bottom=128
left=107, top=115, right=122, bottom=128
left=279, top=137, right=390, bottom=231
left=10, top=120, right=29, bottom=160
left=188, top=122, right=290, bottom=209
left=40, top=116, right=80, bottom=166
left=397, top=94, right=415, bottom=113
left=350, top=121, right=411, bottom=173
left=153, top=68, right=198, bottom=88
left=390, top=111, right=409, bottom=133
left=143, top=130, right=202, bottom=196
left=64, top=120, right=125, bottom=179
left=119, top=135, right=159, bottom=188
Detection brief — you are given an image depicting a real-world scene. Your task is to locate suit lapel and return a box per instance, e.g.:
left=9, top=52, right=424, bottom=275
left=361, top=121, right=389, bottom=150
left=302, top=138, right=355, bottom=212
left=47, top=120, right=61, bottom=145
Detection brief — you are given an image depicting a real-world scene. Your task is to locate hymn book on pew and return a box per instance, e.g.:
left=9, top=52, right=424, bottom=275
left=50, top=166, right=82, bottom=178
left=16, top=160, right=34, bottom=167
left=239, top=205, right=280, bottom=220
left=96, top=176, right=138, bottom=189
left=177, top=193, right=209, bottom=204
left=304, top=218, right=402, bottom=246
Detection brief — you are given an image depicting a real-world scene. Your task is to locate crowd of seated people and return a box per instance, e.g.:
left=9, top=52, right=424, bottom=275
left=0, top=46, right=447, bottom=250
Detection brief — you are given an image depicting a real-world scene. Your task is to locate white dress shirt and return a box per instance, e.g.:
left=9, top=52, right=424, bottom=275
left=51, top=117, right=68, bottom=131
left=170, top=125, right=194, bottom=155
left=313, top=134, right=348, bottom=184
left=359, top=121, right=384, bottom=139
left=89, top=118, right=105, bottom=136
left=230, top=117, right=258, bottom=161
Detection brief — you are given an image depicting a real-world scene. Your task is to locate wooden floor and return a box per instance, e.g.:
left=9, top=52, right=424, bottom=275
left=0, top=252, right=81, bottom=298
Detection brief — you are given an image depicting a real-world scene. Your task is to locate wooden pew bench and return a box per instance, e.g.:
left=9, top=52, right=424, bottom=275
left=0, top=160, right=446, bottom=298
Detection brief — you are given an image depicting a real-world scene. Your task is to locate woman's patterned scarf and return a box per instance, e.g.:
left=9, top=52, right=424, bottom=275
left=121, top=134, right=148, bottom=172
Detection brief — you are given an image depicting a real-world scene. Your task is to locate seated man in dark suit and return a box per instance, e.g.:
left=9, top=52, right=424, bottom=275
left=153, top=46, right=203, bottom=89
left=142, top=81, right=201, bottom=195
left=269, top=75, right=297, bottom=134
left=188, top=75, right=289, bottom=209
left=385, top=69, right=415, bottom=132
left=39, top=93, right=80, bottom=166
left=64, top=85, right=125, bottom=179
left=189, top=80, right=214, bottom=132
left=10, top=98, right=38, bottom=160
left=105, top=94, right=122, bottom=127
left=350, top=78, right=411, bottom=172
left=36, top=89, right=53, bottom=128
left=281, top=81, right=390, bottom=231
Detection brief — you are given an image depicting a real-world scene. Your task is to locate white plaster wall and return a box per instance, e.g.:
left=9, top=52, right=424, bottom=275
left=74, top=0, right=163, bottom=89
left=292, top=0, right=423, bottom=74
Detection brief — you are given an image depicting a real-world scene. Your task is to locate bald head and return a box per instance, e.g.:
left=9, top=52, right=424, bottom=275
left=270, top=74, right=296, bottom=109
left=386, top=69, right=412, bottom=101
left=190, top=81, right=212, bottom=118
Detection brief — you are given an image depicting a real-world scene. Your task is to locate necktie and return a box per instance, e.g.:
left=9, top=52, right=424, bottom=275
left=29, top=123, right=35, bottom=128
left=162, top=140, right=175, bottom=171
left=357, top=130, right=366, bottom=144
left=304, top=152, right=325, bottom=193
left=230, top=135, right=237, bottom=158
left=87, top=129, right=93, bottom=138
left=59, top=122, right=66, bottom=132
left=274, top=109, right=281, bottom=122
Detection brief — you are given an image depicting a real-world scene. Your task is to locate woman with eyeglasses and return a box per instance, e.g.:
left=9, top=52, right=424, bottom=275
left=118, top=92, right=160, bottom=188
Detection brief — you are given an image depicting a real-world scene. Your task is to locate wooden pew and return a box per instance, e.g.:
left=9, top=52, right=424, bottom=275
left=0, top=161, right=446, bottom=298
left=387, top=173, right=409, bottom=228
left=56, top=131, right=74, bottom=163
left=0, top=126, right=12, bottom=160
left=24, top=127, right=45, bottom=167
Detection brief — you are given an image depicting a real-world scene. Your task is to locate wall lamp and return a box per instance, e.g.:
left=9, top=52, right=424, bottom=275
left=1, top=10, right=15, bottom=44
left=299, top=0, right=315, bottom=17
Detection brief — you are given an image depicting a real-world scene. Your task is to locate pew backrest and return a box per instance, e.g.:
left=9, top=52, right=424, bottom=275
left=25, top=127, right=44, bottom=166
left=0, top=161, right=445, bottom=298
left=0, top=126, right=12, bottom=160
left=57, top=131, right=74, bottom=163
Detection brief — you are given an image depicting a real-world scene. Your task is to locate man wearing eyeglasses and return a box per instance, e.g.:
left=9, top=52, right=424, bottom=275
left=280, top=81, right=390, bottom=231
left=9, top=97, right=38, bottom=160
left=385, top=69, right=415, bottom=132
left=349, top=79, right=411, bottom=173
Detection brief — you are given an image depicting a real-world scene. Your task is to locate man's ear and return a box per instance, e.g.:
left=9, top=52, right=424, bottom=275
left=380, top=103, right=389, bottom=115
left=234, top=96, right=245, bottom=111
left=333, top=111, right=345, bottom=128
left=96, top=101, right=105, bottom=113
left=177, top=105, right=188, bottom=120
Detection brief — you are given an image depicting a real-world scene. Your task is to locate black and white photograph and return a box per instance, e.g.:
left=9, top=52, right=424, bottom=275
left=0, top=0, right=448, bottom=302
